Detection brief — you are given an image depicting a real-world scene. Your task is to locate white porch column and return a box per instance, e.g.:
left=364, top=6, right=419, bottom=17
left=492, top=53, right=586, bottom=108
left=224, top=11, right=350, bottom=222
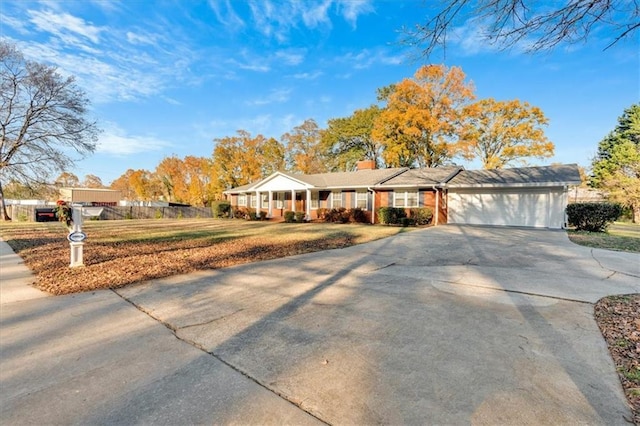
left=255, top=191, right=260, bottom=214
left=434, top=188, right=439, bottom=226
left=306, top=189, right=311, bottom=220
left=291, top=189, right=296, bottom=212
left=268, top=191, right=273, bottom=218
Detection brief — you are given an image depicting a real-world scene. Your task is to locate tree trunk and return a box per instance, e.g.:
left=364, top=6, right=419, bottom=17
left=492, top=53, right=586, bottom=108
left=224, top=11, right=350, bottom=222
left=0, top=180, right=12, bottom=221
left=633, top=206, right=640, bottom=224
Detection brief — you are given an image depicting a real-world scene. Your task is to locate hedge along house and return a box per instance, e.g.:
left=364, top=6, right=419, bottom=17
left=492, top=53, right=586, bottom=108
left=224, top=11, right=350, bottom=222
left=224, top=162, right=581, bottom=229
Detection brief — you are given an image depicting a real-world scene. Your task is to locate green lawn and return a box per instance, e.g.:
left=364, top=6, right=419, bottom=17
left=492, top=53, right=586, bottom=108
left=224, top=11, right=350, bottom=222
left=567, top=222, right=640, bottom=253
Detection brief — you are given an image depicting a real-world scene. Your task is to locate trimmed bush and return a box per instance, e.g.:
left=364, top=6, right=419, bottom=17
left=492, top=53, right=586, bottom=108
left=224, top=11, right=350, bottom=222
left=566, top=202, right=622, bottom=232
left=294, top=211, right=306, bottom=223
left=350, top=207, right=368, bottom=223
left=284, top=210, right=296, bottom=223
left=247, top=209, right=257, bottom=221
left=317, top=208, right=330, bottom=221
left=409, top=207, right=433, bottom=226
left=259, top=211, right=268, bottom=221
left=378, top=207, right=406, bottom=225
left=212, top=201, right=231, bottom=218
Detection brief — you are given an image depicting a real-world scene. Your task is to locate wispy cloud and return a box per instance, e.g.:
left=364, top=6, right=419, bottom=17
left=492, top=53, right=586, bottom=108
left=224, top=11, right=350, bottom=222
left=247, top=88, right=292, bottom=106
left=301, top=0, right=333, bottom=28
left=207, top=0, right=245, bottom=29
left=97, top=123, right=173, bottom=155
left=28, top=9, right=103, bottom=44
left=292, top=71, right=323, bottom=80
left=337, top=0, right=374, bottom=29
left=338, top=48, right=405, bottom=70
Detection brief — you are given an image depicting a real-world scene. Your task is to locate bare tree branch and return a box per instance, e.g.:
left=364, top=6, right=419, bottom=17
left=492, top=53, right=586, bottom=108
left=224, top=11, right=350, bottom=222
left=404, top=0, right=639, bottom=57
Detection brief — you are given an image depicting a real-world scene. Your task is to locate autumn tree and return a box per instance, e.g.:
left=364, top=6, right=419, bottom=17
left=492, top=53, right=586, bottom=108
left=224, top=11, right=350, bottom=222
left=182, top=156, right=217, bottom=206
left=110, top=169, right=158, bottom=201
left=322, top=106, right=384, bottom=171
left=372, top=64, right=475, bottom=168
left=0, top=42, right=99, bottom=220
left=54, top=172, right=80, bottom=188
left=456, top=98, right=554, bottom=169
left=405, top=0, right=639, bottom=57
left=82, top=174, right=104, bottom=188
left=155, top=156, right=187, bottom=203
left=212, top=130, right=285, bottom=195
left=282, top=119, right=328, bottom=174
left=591, top=104, right=640, bottom=222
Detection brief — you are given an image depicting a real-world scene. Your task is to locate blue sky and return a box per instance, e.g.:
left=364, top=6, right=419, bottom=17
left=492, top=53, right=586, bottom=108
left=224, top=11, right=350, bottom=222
left=1, top=0, right=638, bottom=185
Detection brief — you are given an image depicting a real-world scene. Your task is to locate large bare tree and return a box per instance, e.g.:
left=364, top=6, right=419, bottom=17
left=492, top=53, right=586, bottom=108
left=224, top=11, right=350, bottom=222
left=0, top=41, right=99, bottom=220
left=405, top=0, right=639, bottom=56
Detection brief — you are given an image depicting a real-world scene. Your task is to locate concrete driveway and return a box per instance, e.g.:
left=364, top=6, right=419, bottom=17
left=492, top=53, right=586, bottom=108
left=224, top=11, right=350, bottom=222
left=2, top=225, right=639, bottom=424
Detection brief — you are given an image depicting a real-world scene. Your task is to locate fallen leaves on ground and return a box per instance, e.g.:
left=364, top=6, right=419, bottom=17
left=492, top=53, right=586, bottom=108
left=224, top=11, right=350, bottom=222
left=594, top=295, right=640, bottom=425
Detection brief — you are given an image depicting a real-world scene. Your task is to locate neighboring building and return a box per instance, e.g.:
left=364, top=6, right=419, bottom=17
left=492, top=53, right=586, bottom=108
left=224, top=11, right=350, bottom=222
left=224, top=162, right=581, bottom=229
left=59, top=188, right=121, bottom=206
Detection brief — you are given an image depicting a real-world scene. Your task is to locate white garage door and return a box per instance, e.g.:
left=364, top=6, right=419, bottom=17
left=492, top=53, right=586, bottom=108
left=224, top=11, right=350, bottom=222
left=448, top=188, right=564, bottom=228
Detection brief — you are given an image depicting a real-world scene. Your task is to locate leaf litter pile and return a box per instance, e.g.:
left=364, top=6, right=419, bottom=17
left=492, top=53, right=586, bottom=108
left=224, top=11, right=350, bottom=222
left=594, top=295, right=640, bottom=425
left=1, top=219, right=403, bottom=295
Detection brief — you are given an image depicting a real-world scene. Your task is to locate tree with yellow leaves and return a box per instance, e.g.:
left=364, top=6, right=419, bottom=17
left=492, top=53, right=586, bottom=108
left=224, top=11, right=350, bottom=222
left=282, top=119, right=328, bottom=174
left=373, top=64, right=475, bottom=168
left=457, top=98, right=554, bottom=169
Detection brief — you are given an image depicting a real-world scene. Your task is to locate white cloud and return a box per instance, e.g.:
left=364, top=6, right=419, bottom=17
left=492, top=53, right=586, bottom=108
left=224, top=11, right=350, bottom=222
left=337, top=0, right=374, bottom=28
left=338, top=48, right=405, bottom=70
left=28, top=9, right=103, bottom=44
left=302, top=0, right=332, bottom=28
left=97, top=123, right=173, bottom=155
left=292, top=71, right=323, bottom=80
left=1, top=15, right=30, bottom=35
left=275, top=49, right=306, bottom=66
left=247, top=88, right=292, bottom=106
left=207, top=0, right=245, bottom=29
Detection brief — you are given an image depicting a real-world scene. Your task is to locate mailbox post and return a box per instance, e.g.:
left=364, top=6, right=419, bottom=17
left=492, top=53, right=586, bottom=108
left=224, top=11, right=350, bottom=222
left=68, top=205, right=103, bottom=268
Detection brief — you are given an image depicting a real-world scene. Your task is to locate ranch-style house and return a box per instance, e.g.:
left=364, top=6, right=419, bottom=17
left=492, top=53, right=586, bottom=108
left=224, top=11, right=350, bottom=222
left=224, top=161, right=581, bottom=229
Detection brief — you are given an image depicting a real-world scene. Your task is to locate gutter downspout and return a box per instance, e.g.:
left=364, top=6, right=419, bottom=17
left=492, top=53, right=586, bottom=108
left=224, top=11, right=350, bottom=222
left=434, top=186, right=439, bottom=226
left=368, top=187, right=375, bottom=224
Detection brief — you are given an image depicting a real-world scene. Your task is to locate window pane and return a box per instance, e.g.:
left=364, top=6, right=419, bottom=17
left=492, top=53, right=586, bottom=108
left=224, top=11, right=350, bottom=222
left=311, top=192, right=319, bottom=209
left=407, top=191, right=418, bottom=207
left=238, top=194, right=246, bottom=206
left=276, top=192, right=283, bottom=209
left=261, top=194, right=268, bottom=209
left=356, top=192, right=367, bottom=209
left=394, top=191, right=405, bottom=207
left=332, top=192, right=342, bottom=208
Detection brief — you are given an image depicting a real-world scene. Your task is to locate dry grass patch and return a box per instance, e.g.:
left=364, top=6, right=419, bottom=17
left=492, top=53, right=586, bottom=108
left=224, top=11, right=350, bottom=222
left=0, top=219, right=407, bottom=295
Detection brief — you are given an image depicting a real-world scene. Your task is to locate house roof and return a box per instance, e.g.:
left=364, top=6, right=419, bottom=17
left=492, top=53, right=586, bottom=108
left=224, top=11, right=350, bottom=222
left=224, top=164, right=582, bottom=193
left=285, top=167, right=408, bottom=188
left=447, top=164, right=582, bottom=188
left=377, top=166, right=463, bottom=187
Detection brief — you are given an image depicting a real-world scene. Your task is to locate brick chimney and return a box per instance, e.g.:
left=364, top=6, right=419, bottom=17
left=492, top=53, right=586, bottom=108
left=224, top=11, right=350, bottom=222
left=356, top=160, right=376, bottom=170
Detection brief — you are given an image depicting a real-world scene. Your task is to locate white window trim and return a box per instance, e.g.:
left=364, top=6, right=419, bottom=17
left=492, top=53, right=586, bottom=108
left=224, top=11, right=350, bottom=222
left=249, top=194, right=257, bottom=208
left=356, top=191, right=368, bottom=209
left=275, top=192, right=284, bottom=209
left=311, top=192, right=319, bottom=209
left=238, top=194, right=247, bottom=207
left=261, top=193, right=269, bottom=209
left=393, top=190, right=419, bottom=208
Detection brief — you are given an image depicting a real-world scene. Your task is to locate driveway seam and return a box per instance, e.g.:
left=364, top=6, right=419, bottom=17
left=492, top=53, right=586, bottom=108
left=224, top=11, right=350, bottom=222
left=590, top=249, right=640, bottom=279
left=110, top=288, right=330, bottom=425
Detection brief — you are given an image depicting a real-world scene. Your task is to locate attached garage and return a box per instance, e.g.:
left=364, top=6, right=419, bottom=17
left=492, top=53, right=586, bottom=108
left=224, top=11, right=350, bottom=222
left=446, top=165, right=581, bottom=229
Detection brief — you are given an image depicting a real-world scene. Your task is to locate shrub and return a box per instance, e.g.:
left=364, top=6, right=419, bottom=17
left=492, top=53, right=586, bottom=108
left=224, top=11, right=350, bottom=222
left=212, top=201, right=231, bottom=218
left=155, top=209, right=163, bottom=219
left=259, top=211, right=268, bottom=221
left=400, top=217, right=415, bottom=227
left=177, top=210, right=183, bottom=219
left=233, top=207, right=248, bottom=219
left=295, top=211, right=306, bottom=223
left=247, top=209, right=257, bottom=221
left=566, top=202, right=622, bottom=232
left=317, top=208, right=330, bottom=221
left=284, top=210, right=296, bottom=223
left=350, top=207, right=368, bottom=223
left=409, top=208, right=433, bottom=226
left=378, top=207, right=406, bottom=225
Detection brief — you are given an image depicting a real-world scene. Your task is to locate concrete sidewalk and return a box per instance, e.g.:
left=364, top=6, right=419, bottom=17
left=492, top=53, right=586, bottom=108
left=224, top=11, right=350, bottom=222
left=1, top=227, right=638, bottom=425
